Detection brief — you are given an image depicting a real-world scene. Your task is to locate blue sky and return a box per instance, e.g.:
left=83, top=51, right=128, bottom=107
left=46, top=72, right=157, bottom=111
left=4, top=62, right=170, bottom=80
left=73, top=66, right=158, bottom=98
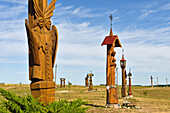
left=0, top=0, right=170, bottom=86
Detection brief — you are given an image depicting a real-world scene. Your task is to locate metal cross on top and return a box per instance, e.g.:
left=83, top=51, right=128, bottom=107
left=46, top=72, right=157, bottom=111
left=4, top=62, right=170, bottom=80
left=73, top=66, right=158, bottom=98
left=109, top=14, right=113, bottom=29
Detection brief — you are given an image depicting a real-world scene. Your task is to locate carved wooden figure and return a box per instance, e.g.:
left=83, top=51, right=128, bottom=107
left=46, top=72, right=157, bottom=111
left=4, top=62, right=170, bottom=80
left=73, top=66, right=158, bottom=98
left=85, top=74, right=89, bottom=87
left=60, top=78, right=65, bottom=88
left=101, top=28, right=122, bottom=106
left=25, top=0, right=58, bottom=103
left=88, top=73, right=94, bottom=91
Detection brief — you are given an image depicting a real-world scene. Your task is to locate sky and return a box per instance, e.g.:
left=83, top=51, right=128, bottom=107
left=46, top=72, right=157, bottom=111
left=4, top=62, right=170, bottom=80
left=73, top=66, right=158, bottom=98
left=0, top=0, right=170, bottom=86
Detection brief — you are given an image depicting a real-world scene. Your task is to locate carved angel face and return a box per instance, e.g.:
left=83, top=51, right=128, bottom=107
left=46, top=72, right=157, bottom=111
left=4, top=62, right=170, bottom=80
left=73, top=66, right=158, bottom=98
left=45, top=20, right=51, bottom=30
left=38, top=18, right=44, bottom=28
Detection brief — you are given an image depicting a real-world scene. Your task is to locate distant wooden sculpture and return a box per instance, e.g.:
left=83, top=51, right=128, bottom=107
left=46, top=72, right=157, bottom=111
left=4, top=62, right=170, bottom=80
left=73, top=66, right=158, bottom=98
left=101, top=14, right=122, bottom=107
left=85, top=74, right=89, bottom=87
left=128, top=69, right=133, bottom=96
left=151, top=76, right=153, bottom=88
left=25, top=0, right=58, bottom=103
left=88, top=73, right=94, bottom=91
left=120, top=49, right=127, bottom=98
left=60, top=78, right=65, bottom=88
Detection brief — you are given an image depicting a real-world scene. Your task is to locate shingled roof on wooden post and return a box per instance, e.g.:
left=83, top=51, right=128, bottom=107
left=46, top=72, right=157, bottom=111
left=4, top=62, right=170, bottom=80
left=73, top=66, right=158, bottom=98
left=101, top=28, right=122, bottom=47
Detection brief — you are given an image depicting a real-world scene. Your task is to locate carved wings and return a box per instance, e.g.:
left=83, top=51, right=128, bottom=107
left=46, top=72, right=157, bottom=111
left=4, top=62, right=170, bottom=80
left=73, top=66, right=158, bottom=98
left=44, top=0, right=57, bottom=19
left=33, top=0, right=57, bottom=19
left=25, top=19, right=40, bottom=65
left=51, top=25, right=58, bottom=67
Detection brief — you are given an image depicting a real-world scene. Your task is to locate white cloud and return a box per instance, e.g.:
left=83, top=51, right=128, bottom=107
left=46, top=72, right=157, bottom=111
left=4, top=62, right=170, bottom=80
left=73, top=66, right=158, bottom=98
left=0, top=41, right=27, bottom=57
left=118, top=27, right=170, bottom=46
left=54, top=5, right=117, bottom=18
left=122, top=43, right=170, bottom=73
left=55, top=21, right=106, bottom=45
left=160, top=3, right=170, bottom=10
left=0, top=0, right=27, bottom=5
left=72, top=7, right=82, bottom=14
left=145, top=2, right=158, bottom=8
left=56, top=3, right=62, bottom=7
left=0, top=5, right=27, bottom=19
left=140, top=9, right=157, bottom=19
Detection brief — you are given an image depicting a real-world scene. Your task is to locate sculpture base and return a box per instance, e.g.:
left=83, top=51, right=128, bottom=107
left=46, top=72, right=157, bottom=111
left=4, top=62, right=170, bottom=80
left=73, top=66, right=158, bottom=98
left=128, top=95, right=133, bottom=98
left=30, top=81, right=55, bottom=103
left=121, top=88, right=127, bottom=97
left=128, top=92, right=133, bottom=97
left=106, top=104, right=121, bottom=108
left=107, top=88, right=118, bottom=104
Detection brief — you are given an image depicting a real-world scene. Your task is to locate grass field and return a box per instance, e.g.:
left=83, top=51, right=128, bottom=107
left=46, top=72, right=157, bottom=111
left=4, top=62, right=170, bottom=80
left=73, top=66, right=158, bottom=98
left=0, top=84, right=170, bottom=113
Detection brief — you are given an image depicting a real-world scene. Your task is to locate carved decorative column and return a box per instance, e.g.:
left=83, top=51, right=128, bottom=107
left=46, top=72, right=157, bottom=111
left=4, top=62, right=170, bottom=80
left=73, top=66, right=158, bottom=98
left=89, top=76, right=93, bottom=90
left=120, top=50, right=127, bottom=98
left=60, top=78, right=65, bottom=88
left=101, top=26, right=122, bottom=107
left=88, top=73, right=94, bottom=91
left=128, top=70, right=133, bottom=96
left=85, top=74, right=89, bottom=87
left=64, top=79, right=65, bottom=87
left=151, top=76, right=153, bottom=88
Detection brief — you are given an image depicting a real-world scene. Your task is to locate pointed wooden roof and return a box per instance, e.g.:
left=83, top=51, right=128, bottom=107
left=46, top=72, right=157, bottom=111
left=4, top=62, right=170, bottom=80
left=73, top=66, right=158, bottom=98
left=101, top=28, right=122, bottom=47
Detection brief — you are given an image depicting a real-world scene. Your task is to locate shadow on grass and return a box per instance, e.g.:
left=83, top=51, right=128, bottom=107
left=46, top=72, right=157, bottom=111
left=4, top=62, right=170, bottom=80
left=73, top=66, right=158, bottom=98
left=85, top=104, right=105, bottom=108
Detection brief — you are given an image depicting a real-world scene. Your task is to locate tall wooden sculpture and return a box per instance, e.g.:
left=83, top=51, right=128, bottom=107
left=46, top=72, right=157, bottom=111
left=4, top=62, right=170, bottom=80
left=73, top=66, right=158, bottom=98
left=25, top=0, right=58, bottom=103
left=151, top=76, right=153, bottom=88
left=85, top=74, right=89, bottom=87
left=101, top=14, right=122, bottom=107
left=88, top=73, right=94, bottom=91
left=128, top=69, right=133, bottom=97
left=120, top=49, right=127, bottom=98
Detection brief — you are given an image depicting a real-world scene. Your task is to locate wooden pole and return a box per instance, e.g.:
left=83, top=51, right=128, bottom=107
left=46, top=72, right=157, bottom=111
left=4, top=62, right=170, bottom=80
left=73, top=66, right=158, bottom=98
left=55, top=64, right=57, bottom=86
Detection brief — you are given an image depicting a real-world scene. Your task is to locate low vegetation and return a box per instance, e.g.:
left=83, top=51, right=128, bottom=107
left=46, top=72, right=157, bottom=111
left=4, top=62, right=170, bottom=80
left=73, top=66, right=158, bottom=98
left=0, top=88, right=89, bottom=113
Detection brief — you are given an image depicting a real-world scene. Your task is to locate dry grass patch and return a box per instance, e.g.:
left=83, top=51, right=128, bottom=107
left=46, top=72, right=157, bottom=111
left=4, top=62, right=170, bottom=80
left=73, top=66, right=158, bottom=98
left=0, top=84, right=169, bottom=113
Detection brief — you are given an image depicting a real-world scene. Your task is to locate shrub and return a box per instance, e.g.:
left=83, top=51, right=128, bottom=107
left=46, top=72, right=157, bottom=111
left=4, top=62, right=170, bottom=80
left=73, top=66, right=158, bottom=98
left=68, top=81, right=72, bottom=92
left=143, top=90, right=148, bottom=96
left=0, top=88, right=89, bottom=113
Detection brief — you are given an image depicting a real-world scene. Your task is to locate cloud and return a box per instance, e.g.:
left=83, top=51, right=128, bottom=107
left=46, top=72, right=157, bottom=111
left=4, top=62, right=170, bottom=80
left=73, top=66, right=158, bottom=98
left=160, top=3, right=170, bottom=10
left=53, top=20, right=107, bottom=68
left=54, top=5, right=117, bottom=18
left=0, top=0, right=27, bottom=5
left=0, top=58, right=26, bottom=64
left=139, top=9, right=157, bottom=19
left=54, top=17, right=170, bottom=77
left=139, top=2, right=170, bottom=21
left=56, top=3, right=62, bottom=7
left=0, top=41, right=27, bottom=57
left=0, top=5, right=27, bottom=19
left=55, top=20, right=107, bottom=45
left=58, top=43, right=105, bottom=66
left=63, top=6, right=73, bottom=10
left=118, top=26, right=170, bottom=46
left=145, top=2, right=158, bottom=8
left=122, top=43, right=170, bottom=73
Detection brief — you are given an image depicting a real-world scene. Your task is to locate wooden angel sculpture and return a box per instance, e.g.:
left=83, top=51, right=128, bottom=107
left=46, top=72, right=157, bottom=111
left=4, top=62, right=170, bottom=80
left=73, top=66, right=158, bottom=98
left=25, top=0, right=58, bottom=102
